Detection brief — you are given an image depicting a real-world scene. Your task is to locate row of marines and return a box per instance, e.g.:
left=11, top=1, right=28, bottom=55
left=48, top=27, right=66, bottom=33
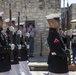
left=0, top=12, right=32, bottom=75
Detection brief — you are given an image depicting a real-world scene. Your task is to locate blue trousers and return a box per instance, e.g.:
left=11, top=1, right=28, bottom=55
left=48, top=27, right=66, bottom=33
left=29, top=38, right=34, bottom=56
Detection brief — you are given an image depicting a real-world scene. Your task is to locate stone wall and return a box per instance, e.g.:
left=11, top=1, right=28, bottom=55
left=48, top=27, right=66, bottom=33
left=69, top=4, right=76, bottom=29
left=0, top=0, right=61, bottom=56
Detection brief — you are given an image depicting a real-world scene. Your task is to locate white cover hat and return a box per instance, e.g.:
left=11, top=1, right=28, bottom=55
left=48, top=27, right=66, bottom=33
left=15, top=22, right=25, bottom=26
left=46, top=13, right=61, bottom=20
left=4, top=18, right=16, bottom=22
left=17, top=30, right=22, bottom=37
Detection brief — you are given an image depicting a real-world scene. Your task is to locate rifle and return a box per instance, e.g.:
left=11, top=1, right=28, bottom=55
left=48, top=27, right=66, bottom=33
left=17, top=11, right=22, bottom=59
left=25, top=16, right=30, bottom=58
left=9, top=2, right=15, bottom=62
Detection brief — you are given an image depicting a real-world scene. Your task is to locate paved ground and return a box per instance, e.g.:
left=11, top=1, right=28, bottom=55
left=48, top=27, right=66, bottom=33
left=21, top=71, right=76, bottom=75
left=29, top=55, right=48, bottom=62
left=27, top=54, right=76, bottom=75
left=31, top=71, right=76, bottom=75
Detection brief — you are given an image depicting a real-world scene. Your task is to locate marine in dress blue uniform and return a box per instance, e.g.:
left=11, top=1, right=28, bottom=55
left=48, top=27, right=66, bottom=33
left=15, top=22, right=32, bottom=75
left=0, top=12, right=11, bottom=75
left=5, top=18, right=21, bottom=75
left=46, top=13, right=69, bottom=75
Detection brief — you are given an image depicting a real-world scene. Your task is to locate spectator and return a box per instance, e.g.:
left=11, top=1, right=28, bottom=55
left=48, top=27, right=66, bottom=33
left=23, top=23, right=38, bottom=57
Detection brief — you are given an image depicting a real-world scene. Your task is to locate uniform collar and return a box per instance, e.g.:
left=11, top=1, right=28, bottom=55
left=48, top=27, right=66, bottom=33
left=49, top=28, right=57, bottom=31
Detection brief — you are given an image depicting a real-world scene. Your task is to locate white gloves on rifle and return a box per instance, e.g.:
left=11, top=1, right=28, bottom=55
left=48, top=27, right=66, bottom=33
left=9, top=44, right=15, bottom=50
left=9, top=26, right=15, bottom=35
left=26, top=45, right=30, bottom=49
left=66, top=29, right=72, bottom=37
left=17, top=44, right=22, bottom=49
left=17, top=30, right=22, bottom=37
left=26, top=32, right=30, bottom=38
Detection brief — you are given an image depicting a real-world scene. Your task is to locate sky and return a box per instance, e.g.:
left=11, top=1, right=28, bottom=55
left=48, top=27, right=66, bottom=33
left=61, top=0, right=76, bottom=7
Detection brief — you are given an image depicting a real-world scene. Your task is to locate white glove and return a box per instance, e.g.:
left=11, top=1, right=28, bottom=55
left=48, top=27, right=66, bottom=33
left=24, top=42, right=26, bottom=45
left=17, top=30, right=22, bottom=37
left=26, top=32, right=30, bottom=38
left=66, top=29, right=72, bottom=37
left=9, top=44, right=15, bottom=50
left=9, top=26, right=15, bottom=34
left=9, top=26, right=14, bottom=32
left=27, top=45, right=29, bottom=49
left=18, top=44, right=22, bottom=49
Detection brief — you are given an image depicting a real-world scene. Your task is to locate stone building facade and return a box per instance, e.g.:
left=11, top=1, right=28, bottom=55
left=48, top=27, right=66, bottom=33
left=69, top=4, right=76, bottom=29
left=61, top=3, right=76, bottom=30
left=61, top=6, right=71, bottom=30
left=0, top=0, right=61, bottom=56
left=61, top=7, right=67, bottom=30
